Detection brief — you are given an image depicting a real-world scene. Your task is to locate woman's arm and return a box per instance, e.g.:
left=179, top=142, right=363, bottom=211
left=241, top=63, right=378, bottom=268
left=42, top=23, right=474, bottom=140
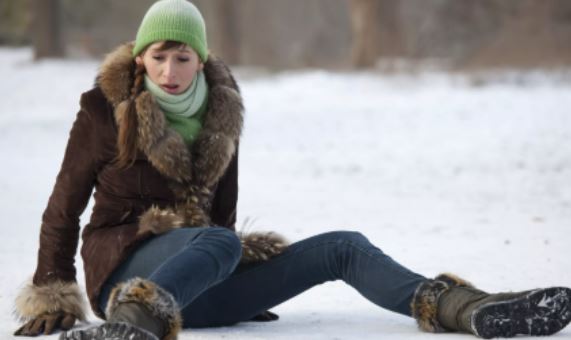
left=15, top=94, right=102, bottom=335
left=33, top=105, right=98, bottom=286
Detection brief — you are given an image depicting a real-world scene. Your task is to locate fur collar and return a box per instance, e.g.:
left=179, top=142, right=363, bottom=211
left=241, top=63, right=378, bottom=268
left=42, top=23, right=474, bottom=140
left=97, top=42, right=243, bottom=187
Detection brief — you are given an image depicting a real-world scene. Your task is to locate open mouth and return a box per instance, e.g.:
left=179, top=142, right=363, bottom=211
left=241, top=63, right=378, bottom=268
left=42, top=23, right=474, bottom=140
left=161, top=84, right=180, bottom=94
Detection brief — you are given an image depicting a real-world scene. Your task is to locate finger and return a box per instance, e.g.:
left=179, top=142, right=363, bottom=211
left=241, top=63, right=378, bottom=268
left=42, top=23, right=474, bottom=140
left=60, top=314, right=76, bottom=331
left=15, top=317, right=45, bottom=336
left=43, top=312, right=64, bottom=335
left=250, top=310, right=279, bottom=322
left=13, top=326, right=24, bottom=336
left=13, top=319, right=35, bottom=336
left=28, top=317, right=47, bottom=336
left=265, top=310, right=279, bottom=320
left=16, top=319, right=39, bottom=336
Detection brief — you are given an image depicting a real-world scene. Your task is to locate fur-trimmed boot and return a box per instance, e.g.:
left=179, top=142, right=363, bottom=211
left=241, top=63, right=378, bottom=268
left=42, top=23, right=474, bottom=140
left=411, top=273, right=571, bottom=339
left=60, top=278, right=181, bottom=340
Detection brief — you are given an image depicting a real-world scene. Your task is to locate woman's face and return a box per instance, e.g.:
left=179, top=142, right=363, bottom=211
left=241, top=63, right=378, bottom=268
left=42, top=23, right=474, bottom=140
left=136, top=41, right=204, bottom=95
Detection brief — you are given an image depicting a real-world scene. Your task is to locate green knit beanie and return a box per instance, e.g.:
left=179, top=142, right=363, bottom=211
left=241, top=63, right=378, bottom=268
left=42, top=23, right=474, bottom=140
left=133, top=0, right=208, bottom=61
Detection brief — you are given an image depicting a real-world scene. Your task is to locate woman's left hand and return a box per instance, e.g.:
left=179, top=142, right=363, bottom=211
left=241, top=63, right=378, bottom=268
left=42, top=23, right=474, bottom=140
left=14, top=312, right=76, bottom=336
left=251, top=310, right=279, bottom=322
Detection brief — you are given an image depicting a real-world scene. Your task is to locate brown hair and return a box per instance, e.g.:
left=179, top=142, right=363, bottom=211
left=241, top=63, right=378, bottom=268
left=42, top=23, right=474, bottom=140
left=115, top=40, right=188, bottom=168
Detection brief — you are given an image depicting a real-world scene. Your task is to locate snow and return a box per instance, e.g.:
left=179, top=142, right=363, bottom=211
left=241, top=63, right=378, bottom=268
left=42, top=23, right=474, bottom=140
left=1, top=47, right=570, bottom=339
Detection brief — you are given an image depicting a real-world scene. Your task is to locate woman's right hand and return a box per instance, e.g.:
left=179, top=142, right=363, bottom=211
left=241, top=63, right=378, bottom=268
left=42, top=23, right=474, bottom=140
left=14, top=312, right=76, bottom=336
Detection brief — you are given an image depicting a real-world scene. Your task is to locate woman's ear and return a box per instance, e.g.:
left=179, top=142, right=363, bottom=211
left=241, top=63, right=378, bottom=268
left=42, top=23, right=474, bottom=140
left=135, top=55, right=144, bottom=66
left=198, top=62, right=204, bottom=71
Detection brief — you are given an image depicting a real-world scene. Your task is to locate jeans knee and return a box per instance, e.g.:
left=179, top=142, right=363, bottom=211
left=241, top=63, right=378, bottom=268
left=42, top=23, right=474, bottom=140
left=326, top=230, right=370, bottom=247
left=199, top=227, right=242, bottom=263
left=325, top=231, right=381, bottom=261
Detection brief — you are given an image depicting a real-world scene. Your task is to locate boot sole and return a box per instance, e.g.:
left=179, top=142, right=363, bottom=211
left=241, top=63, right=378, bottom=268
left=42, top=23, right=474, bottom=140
left=471, top=287, right=571, bottom=339
left=59, top=322, right=159, bottom=340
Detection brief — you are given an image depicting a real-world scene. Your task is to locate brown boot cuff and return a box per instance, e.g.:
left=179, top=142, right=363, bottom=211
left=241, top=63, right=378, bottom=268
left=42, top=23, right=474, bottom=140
left=411, top=273, right=473, bottom=333
left=105, top=278, right=182, bottom=340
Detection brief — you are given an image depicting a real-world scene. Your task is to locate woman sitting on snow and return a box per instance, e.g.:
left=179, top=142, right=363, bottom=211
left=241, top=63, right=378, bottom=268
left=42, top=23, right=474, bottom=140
left=13, top=0, right=571, bottom=339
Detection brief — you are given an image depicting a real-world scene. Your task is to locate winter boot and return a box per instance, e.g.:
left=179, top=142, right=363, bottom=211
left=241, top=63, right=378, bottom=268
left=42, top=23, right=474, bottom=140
left=411, top=273, right=571, bottom=338
left=60, top=278, right=182, bottom=340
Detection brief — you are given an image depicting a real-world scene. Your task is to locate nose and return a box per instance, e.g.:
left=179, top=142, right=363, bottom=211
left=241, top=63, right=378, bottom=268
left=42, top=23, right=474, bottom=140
left=162, top=59, right=176, bottom=81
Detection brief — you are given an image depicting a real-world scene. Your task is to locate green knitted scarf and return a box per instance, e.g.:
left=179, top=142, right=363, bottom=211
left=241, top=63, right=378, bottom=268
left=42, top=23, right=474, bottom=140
left=144, top=71, right=208, bottom=145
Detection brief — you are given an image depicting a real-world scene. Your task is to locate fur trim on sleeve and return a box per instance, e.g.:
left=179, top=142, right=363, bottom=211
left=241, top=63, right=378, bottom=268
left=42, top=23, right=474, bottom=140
left=239, top=231, right=289, bottom=264
left=138, top=205, right=186, bottom=235
left=106, top=278, right=181, bottom=340
left=14, top=280, right=87, bottom=322
left=137, top=199, right=212, bottom=236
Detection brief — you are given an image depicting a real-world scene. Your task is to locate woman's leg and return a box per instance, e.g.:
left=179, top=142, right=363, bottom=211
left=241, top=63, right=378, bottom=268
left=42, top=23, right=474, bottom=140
left=182, top=230, right=427, bottom=327
left=62, top=227, right=241, bottom=340
left=98, top=227, right=242, bottom=313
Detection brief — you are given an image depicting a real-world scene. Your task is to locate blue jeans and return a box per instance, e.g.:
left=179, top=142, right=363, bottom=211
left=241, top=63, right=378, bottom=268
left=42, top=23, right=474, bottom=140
left=99, top=227, right=426, bottom=328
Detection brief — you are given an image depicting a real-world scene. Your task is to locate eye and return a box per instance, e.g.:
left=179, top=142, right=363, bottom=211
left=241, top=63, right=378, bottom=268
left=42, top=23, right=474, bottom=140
left=178, top=57, right=190, bottom=62
left=152, top=55, right=164, bottom=61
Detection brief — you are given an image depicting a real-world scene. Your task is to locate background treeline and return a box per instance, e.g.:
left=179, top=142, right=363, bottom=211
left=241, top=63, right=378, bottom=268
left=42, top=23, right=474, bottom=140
left=2, top=0, right=571, bottom=69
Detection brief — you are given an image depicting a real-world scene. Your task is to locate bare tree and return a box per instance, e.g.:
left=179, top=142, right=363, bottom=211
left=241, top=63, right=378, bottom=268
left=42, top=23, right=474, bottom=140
left=215, top=0, right=241, bottom=64
left=349, top=0, right=381, bottom=68
left=462, top=0, right=571, bottom=68
left=0, top=0, right=31, bottom=45
left=377, top=0, right=404, bottom=59
left=33, top=0, right=63, bottom=59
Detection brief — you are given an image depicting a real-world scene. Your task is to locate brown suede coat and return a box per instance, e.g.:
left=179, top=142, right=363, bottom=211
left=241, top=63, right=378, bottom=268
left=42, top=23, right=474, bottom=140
left=31, top=43, right=243, bottom=318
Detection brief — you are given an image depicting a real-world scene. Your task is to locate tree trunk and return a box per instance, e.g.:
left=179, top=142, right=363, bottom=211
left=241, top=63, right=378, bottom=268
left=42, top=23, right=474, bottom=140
left=216, top=0, right=240, bottom=64
left=33, top=0, right=63, bottom=59
left=349, top=0, right=381, bottom=68
left=377, top=0, right=404, bottom=58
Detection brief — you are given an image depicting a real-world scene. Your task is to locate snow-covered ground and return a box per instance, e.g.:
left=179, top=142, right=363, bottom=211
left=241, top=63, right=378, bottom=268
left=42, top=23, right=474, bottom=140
left=1, top=47, right=570, bottom=339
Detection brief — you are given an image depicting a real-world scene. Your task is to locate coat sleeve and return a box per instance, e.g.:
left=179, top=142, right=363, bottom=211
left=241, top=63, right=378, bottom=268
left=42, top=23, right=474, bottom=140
left=15, top=96, right=99, bottom=322
left=209, top=145, right=239, bottom=230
